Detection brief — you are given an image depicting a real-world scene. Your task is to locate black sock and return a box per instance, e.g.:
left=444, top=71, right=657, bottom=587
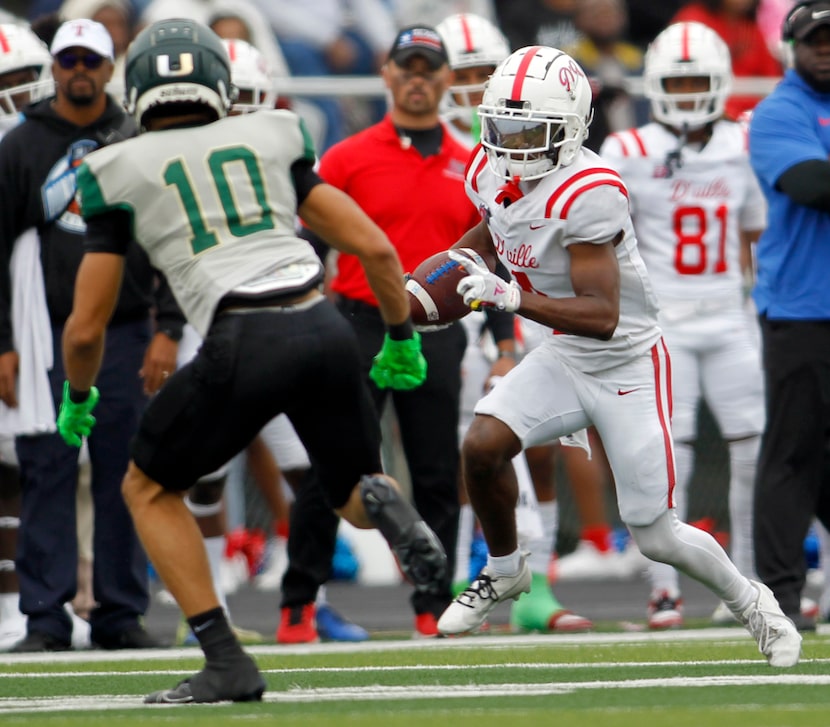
left=187, top=607, right=245, bottom=662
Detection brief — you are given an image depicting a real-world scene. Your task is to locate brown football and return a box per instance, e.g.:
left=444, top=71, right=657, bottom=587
left=406, top=248, right=495, bottom=326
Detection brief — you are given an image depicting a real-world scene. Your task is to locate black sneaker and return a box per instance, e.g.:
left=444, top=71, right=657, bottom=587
left=9, top=631, right=71, bottom=653
left=359, top=475, right=447, bottom=592
left=144, top=656, right=266, bottom=704
left=92, top=626, right=167, bottom=650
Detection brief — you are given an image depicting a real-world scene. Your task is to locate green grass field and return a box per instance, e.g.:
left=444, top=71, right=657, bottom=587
left=1, top=629, right=829, bottom=726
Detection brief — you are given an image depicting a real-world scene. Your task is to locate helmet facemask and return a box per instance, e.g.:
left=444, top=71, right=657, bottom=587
left=0, top=23, right=53, bottom=123
left=478, top=46, right=593, bottom=182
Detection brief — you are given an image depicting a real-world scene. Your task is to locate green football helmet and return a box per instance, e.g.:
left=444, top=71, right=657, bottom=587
left=124, top=18, right=235, bottom=128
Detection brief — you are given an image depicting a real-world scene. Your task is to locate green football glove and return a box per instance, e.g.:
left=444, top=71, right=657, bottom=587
left=56, top=381, right=100, bottom=447
left=369, top=332, right=428, bottom=391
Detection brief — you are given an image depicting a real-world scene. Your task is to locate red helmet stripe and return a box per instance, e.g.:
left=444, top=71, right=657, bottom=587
left=459, top=15, right=474, bottom=52
left=510, top=45, right=543, bottom=100
left=681, top=23, right=690, bottom=61
left=0, top=27, right=9, bottom=54
left=227, top=40, right=237, bottom=61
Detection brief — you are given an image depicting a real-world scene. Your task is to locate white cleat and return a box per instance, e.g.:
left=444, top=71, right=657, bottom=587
left=554, top=540, right=648, bottom=582
left=255, top=537, right=288, bottom=592
left=740, top=580, right=802, bottom=667
left=438, top=558, right=531, bottom=635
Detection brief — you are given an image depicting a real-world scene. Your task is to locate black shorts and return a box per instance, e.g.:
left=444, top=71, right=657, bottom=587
left=132, top=298, right=382, bottom=509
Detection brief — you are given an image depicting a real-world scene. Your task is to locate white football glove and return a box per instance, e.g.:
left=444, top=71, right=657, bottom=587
left=448, top=249, right=522, bottom=313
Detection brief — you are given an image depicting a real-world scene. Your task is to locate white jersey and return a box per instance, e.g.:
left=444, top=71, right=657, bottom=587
left=466, top=145, right=661, bottom=373
left=77, top=110, right=324, bottom=337
left=600, top=121, right=766, bottom=313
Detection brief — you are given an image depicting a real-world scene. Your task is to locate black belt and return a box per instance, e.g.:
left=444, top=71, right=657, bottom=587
left=216, top=287, right=320, bottom=314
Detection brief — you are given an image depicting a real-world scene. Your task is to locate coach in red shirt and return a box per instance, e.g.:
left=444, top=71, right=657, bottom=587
left=297, top=25, right=480, bottom=637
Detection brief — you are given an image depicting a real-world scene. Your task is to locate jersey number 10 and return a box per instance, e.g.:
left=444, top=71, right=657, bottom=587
left=163, top=146, right=275, bottom=254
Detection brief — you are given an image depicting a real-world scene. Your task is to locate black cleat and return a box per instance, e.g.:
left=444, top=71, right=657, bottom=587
left=359, top=475, right=447, bottom=592
left=144, top=656, right=265, bottom=704
left=9, top=631, right=71, bottom=653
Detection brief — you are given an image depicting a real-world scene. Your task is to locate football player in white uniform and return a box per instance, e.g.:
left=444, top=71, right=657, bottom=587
left=0, top=21, right=54, bottom=651
left=600, top=22, right=771, bottom=629
left=437, top=12, right=593, bottom=633
left=435, top=45, right=802, bottom=669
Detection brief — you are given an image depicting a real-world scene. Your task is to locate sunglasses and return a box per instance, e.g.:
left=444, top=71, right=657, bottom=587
left=56, top=51, right=105, bottom=70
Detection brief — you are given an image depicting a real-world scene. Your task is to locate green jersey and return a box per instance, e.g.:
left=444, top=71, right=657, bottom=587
left=77, top=110, right=323, bottom=336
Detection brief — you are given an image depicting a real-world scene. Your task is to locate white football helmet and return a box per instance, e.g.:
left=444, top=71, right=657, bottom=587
left=0, top=23, right=53, bottom=122
left=644, top=21, right=732, bottom=130
left=222, top=38, right=277, bottom=114
left=436, top=13, right=510, bottom=114
left=479, top=46, right=593, bottom=181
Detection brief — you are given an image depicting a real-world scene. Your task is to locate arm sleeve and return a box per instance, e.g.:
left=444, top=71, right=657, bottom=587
left=0, top=140, right=25, bottom=355
left=776, top=160, right=830, bottom=210
left=84, top=209, right=131, bottom=255
left=749, top=92, right=830, bottom=196
left=483, top=309, right=515, bottom=344
left=291, top=157, right=324, bottom=206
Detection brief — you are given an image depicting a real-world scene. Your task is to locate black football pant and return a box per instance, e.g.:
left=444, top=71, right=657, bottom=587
left=754, top=316, right=830, bottom=620
left=281, top=297, right=465, bottom=618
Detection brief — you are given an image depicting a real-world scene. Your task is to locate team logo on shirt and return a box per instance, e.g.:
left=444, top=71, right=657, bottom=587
left=42, top=139, right=98, bottom=233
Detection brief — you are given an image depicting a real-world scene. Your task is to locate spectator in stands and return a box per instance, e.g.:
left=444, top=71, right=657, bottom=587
left=565, top=0, right=646, bottom=151
left=494, top=0, right=580, bottom=52
left=249, top=0, right=398, bottom=151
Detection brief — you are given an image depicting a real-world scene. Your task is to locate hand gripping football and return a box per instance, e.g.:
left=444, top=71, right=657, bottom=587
left=406, top=247, right=495, bottom=326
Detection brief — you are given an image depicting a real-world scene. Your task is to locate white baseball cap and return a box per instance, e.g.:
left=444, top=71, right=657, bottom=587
left=50, top=19, right=114, bottom=60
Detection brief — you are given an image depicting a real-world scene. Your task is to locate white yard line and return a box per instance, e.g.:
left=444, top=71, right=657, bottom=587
left=0, top=627, right=793, bottom=665
left=3, top=658, right=830, bottom=678
left=0, top=674, right=828, bottom=713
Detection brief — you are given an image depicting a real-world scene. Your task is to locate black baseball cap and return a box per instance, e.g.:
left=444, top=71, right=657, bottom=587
left=787, top=2, right=830, bottom=41
left=388, top=25, right=448, bottom=70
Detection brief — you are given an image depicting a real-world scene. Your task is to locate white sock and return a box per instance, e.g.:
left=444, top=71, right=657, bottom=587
left=525, top=500, right=558, bottom=576
left=728, top=437, right=760, bottom=579
left=487, top=549, right=522, bottom=577
left=0, top=592, right=22, bottom=621
left=454, top=504, right=474, bottom=583
left=204, top=535, right=229, bottom=613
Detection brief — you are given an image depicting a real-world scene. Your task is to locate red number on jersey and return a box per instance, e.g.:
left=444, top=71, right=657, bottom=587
left=672, top=204, right=728, bottom=275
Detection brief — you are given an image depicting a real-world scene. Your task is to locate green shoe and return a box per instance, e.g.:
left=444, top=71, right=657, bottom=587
left=510, top=573, right=594, bottom=632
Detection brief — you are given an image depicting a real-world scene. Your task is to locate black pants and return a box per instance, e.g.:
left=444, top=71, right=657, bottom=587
left=282, top=298, right=466, bottom=618
left=754, top=316, right=830, bottom=618
left=16, top=320, right=151, bottom=643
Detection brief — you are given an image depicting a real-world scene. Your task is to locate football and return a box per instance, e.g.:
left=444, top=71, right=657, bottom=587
left=406, top=247, right=495, bottom=327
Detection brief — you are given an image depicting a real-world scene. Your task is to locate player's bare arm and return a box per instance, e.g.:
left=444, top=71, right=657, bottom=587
left=0, top=350, right=19, bottom=408
left=450, top=220, right=498, bottom=269
left=62, top=251, right=124, bottom=392
left=299, top=183, right=410, bottom=326
left=519, top=237, right=621, bottom=341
